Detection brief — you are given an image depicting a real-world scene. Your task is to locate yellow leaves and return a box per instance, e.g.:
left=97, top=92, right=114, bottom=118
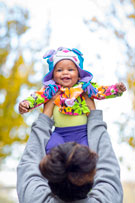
left=0, top=49, right=9, bottom=64
left=128, top=14, right=135, bottom=19
left=91, top=17, right=97, bottom=22
left=127, top=70, right=135, bottom=110
left=0, top=4, right=33, bottom=159
left=131, top=0, right=135, bottom=9
left=114, top=30, right=125, bottom=39
left=7, top=20, right=30, bottom=35
left=127, top=70, right=135, bottom=89
left=133, top=97, right=135, bottom=110
left=7, top=20, right=17, bottom=26
left=128, top=137, right=135, bottom=148
left=0, top=54, right=34, bottom=158
left=23, top=25, right=30, bottom=33
left=128, top=1, right=135, bottom=21
left=128, top=0, right=135, bottom=18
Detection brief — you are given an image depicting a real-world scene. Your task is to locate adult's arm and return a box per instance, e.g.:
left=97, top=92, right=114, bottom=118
left=87, top=110, right=123, bottom=203
left=17, top=92, right=64, bottom=203
left=17, top=113, right=64, bottom=203
left=17, top=96, right=123, bottom=203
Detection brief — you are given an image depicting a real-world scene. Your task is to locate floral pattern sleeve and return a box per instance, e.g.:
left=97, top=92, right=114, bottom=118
left=91, top=82, right=123, bottom=100
left=24, top=87, right=48, bottom=109
left=24, top=85, right=60, bottom=109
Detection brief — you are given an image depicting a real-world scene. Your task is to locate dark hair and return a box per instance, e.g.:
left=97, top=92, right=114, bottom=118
left=39, top=142, right=98, bottom=202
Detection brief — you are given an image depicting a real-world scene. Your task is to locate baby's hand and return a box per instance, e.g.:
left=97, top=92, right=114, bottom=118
left=19, top=101, right=30, bottom=114
left=116, top=82, right=126, bottom=93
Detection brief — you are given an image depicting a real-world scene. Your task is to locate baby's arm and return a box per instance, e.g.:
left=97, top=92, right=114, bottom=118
left=19, top=86, right=46, bottom=114
left=91, top=82, right=126, bottom=100
left=19, top=84, right=61, bottom=114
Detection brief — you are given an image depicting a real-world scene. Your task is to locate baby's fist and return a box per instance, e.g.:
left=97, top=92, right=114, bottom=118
left=19, top=101, right=30, bottom=114
left=116, top=82, right=126, bottom=94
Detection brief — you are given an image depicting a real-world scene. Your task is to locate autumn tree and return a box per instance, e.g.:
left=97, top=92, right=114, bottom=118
left=83, top=0, right=135, bottom=148
left=125, top=0, right=135, bottom=148
left=0, top=2, right=50, bottom=159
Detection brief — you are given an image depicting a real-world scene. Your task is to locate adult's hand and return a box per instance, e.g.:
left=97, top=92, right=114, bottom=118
left=43, top=91, right=61, bottom=117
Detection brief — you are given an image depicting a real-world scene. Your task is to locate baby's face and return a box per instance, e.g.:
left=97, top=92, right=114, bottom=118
left=53, top=60, right=80, bottom=87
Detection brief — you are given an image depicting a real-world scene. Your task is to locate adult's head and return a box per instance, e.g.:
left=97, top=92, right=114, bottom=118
left=39, top=142, right=98, bottom=202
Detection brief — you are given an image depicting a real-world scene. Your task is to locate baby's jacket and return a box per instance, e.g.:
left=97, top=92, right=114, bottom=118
left=24, top=81, right=122, bottom=116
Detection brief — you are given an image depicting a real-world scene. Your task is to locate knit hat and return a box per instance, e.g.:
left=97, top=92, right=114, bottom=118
left=43, top=47, right=93, bottom=83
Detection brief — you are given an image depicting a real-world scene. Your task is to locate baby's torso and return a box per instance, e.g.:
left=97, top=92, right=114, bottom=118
left=53, top=105, right=87, bottom=127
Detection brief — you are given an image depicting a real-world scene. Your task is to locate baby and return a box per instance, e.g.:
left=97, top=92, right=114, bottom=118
left=19, top=47, right=126, bottom=153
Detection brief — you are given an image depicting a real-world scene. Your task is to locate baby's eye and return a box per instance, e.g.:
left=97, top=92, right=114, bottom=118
left=57, top=69, right=62, bottom=72
left=69, top=69, right=74, bottom=71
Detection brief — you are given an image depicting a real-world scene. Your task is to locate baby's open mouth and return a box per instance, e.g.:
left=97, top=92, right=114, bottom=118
left=62, top=77, right=70, bottom=81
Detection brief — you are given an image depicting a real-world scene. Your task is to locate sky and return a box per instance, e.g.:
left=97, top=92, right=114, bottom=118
left=0, top=0, right=135, bottom=201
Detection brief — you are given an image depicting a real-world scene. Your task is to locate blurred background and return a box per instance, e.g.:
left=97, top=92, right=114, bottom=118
left=0, top=0, right=135, bottom=202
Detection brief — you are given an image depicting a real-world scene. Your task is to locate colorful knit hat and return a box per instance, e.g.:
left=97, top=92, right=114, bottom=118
left=43, top=47, right=93, bottom=83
